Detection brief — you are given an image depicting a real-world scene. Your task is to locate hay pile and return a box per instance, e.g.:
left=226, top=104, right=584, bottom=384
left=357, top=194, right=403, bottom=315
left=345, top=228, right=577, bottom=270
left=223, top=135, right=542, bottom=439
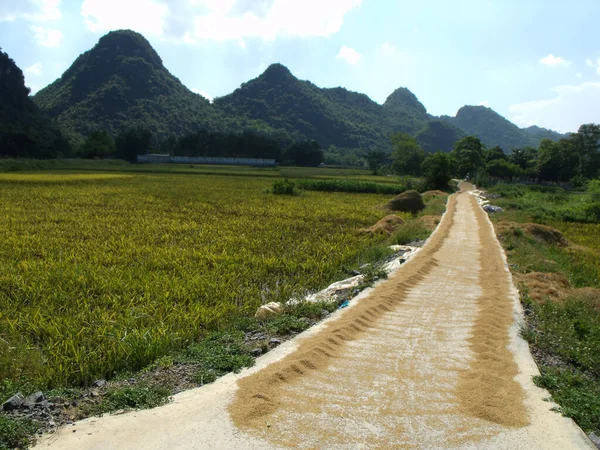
left=386, top=190, right=425, bottom=213
left=522, top=223, right=568, bottom=246
left=496, top=221, right=568, bottom=247
left=361, top=215, right=405, bottom=235
left=514, top=272, right=571, bottom=302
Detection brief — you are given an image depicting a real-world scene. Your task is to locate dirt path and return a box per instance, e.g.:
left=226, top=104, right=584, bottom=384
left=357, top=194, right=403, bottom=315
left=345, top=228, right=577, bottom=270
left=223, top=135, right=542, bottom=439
left=35, top=189, right=595, bottom=449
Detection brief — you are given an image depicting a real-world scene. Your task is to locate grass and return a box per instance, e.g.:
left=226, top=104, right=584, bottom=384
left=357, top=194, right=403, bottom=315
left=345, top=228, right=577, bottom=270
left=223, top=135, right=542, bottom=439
left=488, top=183, right=600, bottom=435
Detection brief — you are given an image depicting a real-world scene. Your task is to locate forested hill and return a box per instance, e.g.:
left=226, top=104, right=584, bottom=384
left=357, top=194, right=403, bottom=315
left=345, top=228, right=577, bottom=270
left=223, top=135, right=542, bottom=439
left=0, top=49, right=68, bottom=157
left=29, top=29, right=566, bottom=152
left=33, top=30, right=227, bottom=145
left=442, top=106, right=566, bottom=150
left=213, top=63, right=425, bottom=150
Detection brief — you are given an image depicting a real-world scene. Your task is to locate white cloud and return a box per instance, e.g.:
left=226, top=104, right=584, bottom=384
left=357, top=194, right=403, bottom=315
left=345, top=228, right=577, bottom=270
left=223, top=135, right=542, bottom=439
left=479, top=100, right=490, bottom=107
left=539, top=54, right=570, bottom=66
left=81, top=0, right=169, bottom=37
left=336, top=46, right=361, bottom=65
left=25, top=62, right=44, bottom=76
left=576, top=73, right=583, bottom=79
left=30, top=25, right=63, bottom=47
left=191, top=88, right=213, bottom=102
left=380, top=42, right=396, bottom=53
left=0, top=0, right=60, bottom=22
left=509, top=82, right=600, bottom=133
left=80, top=0, right=361, bottom=42
left=585, top=58, right=600, bottom=75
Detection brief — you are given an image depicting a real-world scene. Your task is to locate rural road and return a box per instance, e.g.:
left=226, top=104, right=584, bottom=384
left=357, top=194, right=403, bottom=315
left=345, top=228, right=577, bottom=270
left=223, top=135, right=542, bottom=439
left=35, top=186, right=595, bottom=449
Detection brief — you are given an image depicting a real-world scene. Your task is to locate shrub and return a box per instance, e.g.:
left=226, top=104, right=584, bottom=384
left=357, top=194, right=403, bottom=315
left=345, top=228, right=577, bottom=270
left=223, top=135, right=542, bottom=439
left=271, top=179, right=299, bottom=195
left=296, top=179, right=405, bottom=195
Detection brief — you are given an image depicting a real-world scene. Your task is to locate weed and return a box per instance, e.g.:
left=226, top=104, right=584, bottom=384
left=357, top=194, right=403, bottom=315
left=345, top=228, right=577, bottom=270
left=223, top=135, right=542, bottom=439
left=101, top=384, right=172, bottom=411
left=0, top=415, right=39, bottom=450
left=390, top=220, right=430, bottom=245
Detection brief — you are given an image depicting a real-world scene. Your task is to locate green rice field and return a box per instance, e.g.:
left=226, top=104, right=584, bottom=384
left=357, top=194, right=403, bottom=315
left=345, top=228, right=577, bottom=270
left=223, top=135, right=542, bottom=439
left=0, top=166, right=397, bottom=387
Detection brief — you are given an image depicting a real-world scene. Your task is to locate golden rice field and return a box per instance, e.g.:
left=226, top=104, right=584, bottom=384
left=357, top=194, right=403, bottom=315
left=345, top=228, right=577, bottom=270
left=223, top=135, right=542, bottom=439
left=0, top=170, right=393, bottom=387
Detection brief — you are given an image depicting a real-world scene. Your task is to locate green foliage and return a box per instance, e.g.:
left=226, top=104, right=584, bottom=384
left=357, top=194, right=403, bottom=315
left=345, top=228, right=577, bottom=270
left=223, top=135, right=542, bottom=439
left=33, top=30, right=225, bottom=144
left=80, top=130, right=115, bottom=158
left=444, top=105, right=564, bottom=150
left=0, top=48, right=71, bottom=159
left=534, top=367, right=600, bottom=434
left=282, top=140, right=323, bottom=167
left=486, top=159, right=521, bottom=178
left=452, top=135, right=484, bottom=178
left=485, top=146, right=507, bottom=162
left=271, top=179, right=299, bottom=196
left=175, top=129, right=281, bottom=160
left=421, top=152, right=452, bottom=190
left=390, top=220, right=430, bottom=245
left=296, top=179, right=405, bottom=195
left=524, top=295, right=600, bottom=434
left=102, top=384, right=171, bottom=411
left=184, top=331, right=255, bottom=385
left=115, top=127, right=152, bottom=162
left=495, top=184, right=600, bottom=434
left=366, top=150, right=388, bottom=175
left=0, top=415, right=39, bottom=450
left=391, top=132, right=425, bottom=176
left=415, top=120, right=464, bottom=153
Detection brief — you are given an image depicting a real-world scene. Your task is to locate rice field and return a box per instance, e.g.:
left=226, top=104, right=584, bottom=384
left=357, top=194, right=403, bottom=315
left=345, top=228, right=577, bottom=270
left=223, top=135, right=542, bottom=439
left=0, top=170, right=393, bottom=387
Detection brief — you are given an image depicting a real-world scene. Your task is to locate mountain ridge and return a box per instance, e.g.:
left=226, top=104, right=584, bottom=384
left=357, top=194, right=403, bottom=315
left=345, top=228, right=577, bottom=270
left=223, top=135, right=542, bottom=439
left=31, top=29, right=566, bottom=151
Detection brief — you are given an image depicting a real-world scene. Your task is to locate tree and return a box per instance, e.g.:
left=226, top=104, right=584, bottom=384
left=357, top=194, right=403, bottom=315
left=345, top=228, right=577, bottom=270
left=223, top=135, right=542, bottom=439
left=451, top=136, right=484, bottom=178
left=422, top=152, right=452, bottom=190
left=115, top=127, right=152, bottom=162
left=570, top=124, right=600, bottom=179
left=80, top=131, right=115, bottom=159
left=485, top=146, right=507, bottom=163
left=391, top=132, right=425, bottom=176
left=366, top=150, right=388, bottom=175
left=283, top=140, right=323, bottom=167
left=537, top=139, right=566, bottom=181
left=486, top=159, right=521, bottom=179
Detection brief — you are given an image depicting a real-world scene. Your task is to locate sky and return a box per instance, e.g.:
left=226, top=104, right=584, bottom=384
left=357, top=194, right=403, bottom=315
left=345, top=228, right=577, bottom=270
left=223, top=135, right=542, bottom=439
left=1, top=0, right=599, bottom=133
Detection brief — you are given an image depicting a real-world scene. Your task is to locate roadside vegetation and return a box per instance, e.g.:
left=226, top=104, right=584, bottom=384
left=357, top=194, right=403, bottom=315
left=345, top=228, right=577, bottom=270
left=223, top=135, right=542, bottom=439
left=487, top=182, right=600, bottom=436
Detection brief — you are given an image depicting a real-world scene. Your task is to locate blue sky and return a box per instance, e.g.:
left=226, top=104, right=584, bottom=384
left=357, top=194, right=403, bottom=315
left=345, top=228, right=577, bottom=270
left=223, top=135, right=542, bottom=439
left=1, top=0, right=599, bottom=133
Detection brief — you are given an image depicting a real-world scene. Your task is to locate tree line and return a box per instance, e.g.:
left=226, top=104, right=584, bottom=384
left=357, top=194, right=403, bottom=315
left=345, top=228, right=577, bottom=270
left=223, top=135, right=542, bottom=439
left=372, top=123, right=600, bottom=189
left=69, top=128, right=325, bottom=167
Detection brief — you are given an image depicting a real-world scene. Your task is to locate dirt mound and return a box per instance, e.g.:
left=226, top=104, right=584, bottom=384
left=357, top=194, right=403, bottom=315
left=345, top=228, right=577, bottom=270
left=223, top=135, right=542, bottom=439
left=362, top=215, right=405, bottom=235
left=386, top=190, right=425, bottom=213
left=522, top=223, right=568, bottom=246
left=422, top=190, right=448, bottom=197
left=420, top=215, right=441, bottom=231
left=514, top=272, right=571, bottom=302
left=495, top=221, right=568, bottom=247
